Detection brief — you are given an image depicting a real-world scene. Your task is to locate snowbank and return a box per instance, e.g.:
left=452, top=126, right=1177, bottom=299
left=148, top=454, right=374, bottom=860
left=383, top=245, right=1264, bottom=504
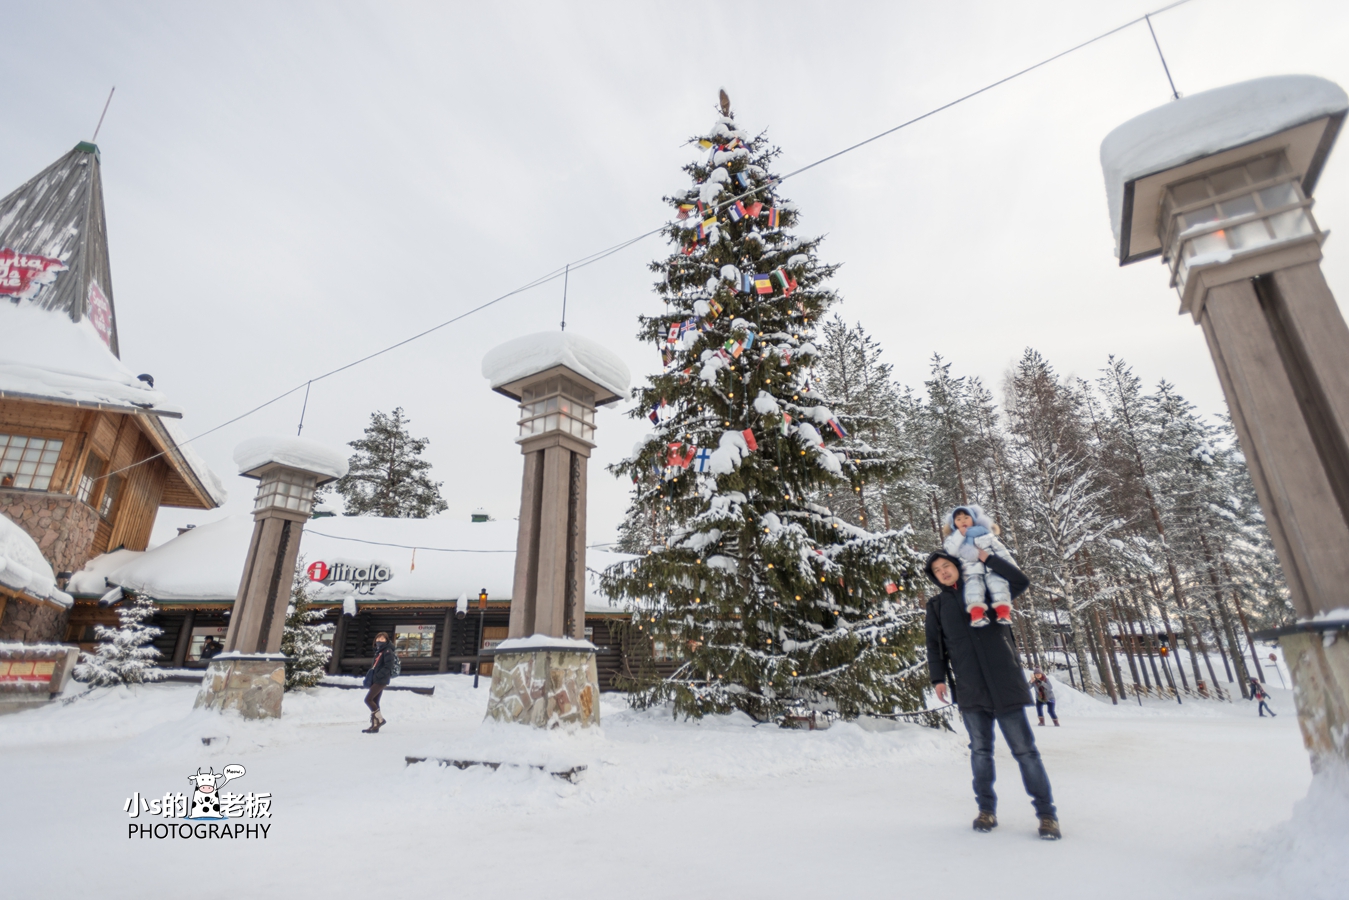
left=482, top=331, right=630, bottom=401
left=233, top=435, right=349, bottom=481
left=0, top=512, right=71, bottom=607
left=1100, top=75, right=1348, bottom=253
left=67, top=547, right=142, bottom=597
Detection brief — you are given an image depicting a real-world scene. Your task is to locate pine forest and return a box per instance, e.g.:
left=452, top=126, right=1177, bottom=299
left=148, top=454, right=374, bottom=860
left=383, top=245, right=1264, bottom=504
left=607, top=99, right=1292, bottom=719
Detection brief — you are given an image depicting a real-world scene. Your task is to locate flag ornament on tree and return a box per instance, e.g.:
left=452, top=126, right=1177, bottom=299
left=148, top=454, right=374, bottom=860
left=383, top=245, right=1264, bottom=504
left=604, top=91, right=928, bottom=723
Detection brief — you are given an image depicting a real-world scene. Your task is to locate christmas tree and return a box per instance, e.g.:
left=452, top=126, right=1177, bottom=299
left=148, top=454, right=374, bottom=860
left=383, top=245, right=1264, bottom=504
left=73, top=591, right=166, bottom=686
left=332, top=407, right=448, bottom=517
left=282, top=558, right=333, bottom=690
left=602, top=92, right=930, bottom=723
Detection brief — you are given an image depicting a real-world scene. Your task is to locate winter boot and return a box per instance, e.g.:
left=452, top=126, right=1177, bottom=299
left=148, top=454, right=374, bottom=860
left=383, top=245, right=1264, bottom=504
left=969, top=607, right=989, bottom=628
left=375, top=710, right=387, bottom=727
left=1052, top=718, right=1060, bottom=726
left=362, top=714, right=381, bottom=734
left=1038, top=716, right=1046, bottom=726
left=994, top=605, right=1013, bottom=626
left=973, top=810, right=998, bottom=832
left=1038, top=816, right=1062, bottom=840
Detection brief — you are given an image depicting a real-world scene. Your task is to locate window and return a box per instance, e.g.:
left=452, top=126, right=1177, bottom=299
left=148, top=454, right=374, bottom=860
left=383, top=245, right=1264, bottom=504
left=99, top=473, right=121, bottom=518
left=186, top=626, right=228, bottom=662
left=394, top=624, right=436, bottom=658
left=77, top=455, right=105, bottom=503
left=0, top=434, right=64, bottom=491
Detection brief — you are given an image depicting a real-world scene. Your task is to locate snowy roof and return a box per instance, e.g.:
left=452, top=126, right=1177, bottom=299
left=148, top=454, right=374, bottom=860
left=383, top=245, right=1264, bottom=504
left=66, top=547, right=142, bottom=597
left=0, top=142, right=120, bottom=354
left=233, top=436, right=349, bottom=482
left=1101, top=75, right=1349, bottom=263
left=482, top=331, right=630, bottom=404
left=84, top=512, right=634, bottom=613
left=0, top=513, right=72, bottom=607
left=0, top=302, right=179, bottom=414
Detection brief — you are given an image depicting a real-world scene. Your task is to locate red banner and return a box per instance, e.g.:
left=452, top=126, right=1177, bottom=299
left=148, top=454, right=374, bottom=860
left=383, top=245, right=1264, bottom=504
left=0, top=248, right=66, bottom=301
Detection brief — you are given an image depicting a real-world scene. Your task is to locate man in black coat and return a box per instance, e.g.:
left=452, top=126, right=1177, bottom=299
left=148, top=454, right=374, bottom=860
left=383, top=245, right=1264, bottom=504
left=925, top=548, right=1061, bottom=840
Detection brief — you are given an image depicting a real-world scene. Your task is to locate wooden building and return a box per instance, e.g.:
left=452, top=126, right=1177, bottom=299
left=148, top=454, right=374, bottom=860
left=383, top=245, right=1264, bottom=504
left=66, top=513, right=667, bottom=689
left=0, top=143, right=225, bottom=643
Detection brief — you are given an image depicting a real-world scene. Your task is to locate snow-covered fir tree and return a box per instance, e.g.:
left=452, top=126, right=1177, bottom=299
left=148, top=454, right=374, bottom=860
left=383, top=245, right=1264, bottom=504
left=601, top=94, right=930, bottom=722
left=813, top=316, right=929, bottom=536
left=282, top=558, right=332, bottom=690
left=73, top=591, right=166, bottom=686
left=332, top=408, right=448, bottom=517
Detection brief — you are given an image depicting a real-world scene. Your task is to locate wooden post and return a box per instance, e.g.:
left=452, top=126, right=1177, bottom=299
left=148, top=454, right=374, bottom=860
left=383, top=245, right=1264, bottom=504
left=171, top=609, right=195, bottom=667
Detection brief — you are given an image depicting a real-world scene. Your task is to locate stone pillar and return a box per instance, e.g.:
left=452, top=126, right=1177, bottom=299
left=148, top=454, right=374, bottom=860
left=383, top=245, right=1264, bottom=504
left=480, top=334, right=629, bottom=729
left=195, top=437, right=346, bottom=720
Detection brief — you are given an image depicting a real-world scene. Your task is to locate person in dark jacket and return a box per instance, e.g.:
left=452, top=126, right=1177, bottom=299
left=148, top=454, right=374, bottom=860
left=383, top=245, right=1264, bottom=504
left=925, top=548, right=1061, bottom=840
left=362, top=632, right=395, bottom=733
left=1250, top=677, right=1277, bottom=717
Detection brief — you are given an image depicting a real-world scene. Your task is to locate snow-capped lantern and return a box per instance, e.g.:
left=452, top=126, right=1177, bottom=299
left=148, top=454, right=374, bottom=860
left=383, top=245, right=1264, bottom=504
left=195, top=437, right=349, bottom=721
left=1101, top=75, right=1349, bottom=774
left=479, top=332, right=630, bottom=729
left=234, top=435, right=348, bottom=518
left=482, top=331, right=628, bottom=446
left=1101, top=74, right=1346, bottom=310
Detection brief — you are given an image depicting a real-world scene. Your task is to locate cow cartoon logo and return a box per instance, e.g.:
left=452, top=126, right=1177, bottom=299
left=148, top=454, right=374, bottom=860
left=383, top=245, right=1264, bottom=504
left=187, top=764, right=246, bottom=820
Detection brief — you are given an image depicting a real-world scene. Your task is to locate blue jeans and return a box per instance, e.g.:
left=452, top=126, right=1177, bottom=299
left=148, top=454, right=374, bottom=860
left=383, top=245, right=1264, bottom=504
left=1035, top=700, right=1057, bottom=720
left=962, top=708, right=1056, bottom=818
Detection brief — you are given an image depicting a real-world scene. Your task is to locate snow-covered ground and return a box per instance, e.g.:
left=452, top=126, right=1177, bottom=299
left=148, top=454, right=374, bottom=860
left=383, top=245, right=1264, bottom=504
left=1, top=674, right=1339, bottom=899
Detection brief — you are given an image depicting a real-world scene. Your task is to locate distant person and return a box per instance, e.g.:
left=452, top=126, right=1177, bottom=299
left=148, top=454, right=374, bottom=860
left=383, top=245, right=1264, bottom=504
left=199, top=637, right=223, bottom=660
left=1250, top=678, right=1276, bottom=717
left=362, top=632, right=396, bottom=733
left=942, top=505, right=1018, bottom=627
left=1031, top=668, right=1059, bottom=726
left=925, top=547, right=1061, bottom=840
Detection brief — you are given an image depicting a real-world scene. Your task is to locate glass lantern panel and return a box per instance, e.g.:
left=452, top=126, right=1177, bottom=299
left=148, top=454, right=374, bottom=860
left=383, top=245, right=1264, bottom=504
left=1169, top=178, right=1211, bottom=207
left=544, top=414, right=559, bottom=431
left=1209, top=167, right=1250, bottom=196
left=1185, top=231, right=1230, bottom=259
left=1180, top=205, right=1219, bottom=231
left=1218, top=193, right=1258, bottom=220
left=1258, top=183, right=1298, bottom=211
left=1227, top=219, right=1271, bottom=251
left=1269, top=209, right=1314, bottom=241
left=1245, top=154, right=1285, bottom=182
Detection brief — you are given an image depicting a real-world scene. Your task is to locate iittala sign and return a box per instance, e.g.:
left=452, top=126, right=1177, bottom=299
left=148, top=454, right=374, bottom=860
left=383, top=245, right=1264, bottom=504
left=306, top=560, right=394, bottom=595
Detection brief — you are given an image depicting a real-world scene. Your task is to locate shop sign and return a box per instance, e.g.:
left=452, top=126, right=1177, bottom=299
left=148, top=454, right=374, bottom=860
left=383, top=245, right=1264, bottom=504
left=88, top=279, right=113, bottom=347
left=307, top=559, right=394, bottom=596
left=0, top=248, right=66, bottom=301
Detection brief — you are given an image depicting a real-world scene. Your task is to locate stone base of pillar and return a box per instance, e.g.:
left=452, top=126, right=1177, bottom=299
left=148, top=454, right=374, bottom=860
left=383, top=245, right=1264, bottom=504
left=1282, top=630, right=1349, bottom=771
left=484, top=647, right=600, bottom=729
left=194, top=654, right=286, bottom=720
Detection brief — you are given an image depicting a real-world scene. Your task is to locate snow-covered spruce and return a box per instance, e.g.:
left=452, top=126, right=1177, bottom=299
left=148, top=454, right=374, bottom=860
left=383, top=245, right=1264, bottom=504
left=282, top=558, right=333, bottom=690
left=72, top=591, right=166, bottom=686
left=328, top=407, right=448, bottom=518
left=602, top=99, right=930, bottom=723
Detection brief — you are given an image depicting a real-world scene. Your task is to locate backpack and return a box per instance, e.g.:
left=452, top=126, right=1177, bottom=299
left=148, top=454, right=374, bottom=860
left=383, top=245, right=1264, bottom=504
left=388, top=648, right=401, bottom=679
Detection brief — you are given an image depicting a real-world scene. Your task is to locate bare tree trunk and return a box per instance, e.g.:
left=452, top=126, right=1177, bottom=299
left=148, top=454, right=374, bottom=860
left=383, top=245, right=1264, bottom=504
left=1146, top=573, right=1191, bottom=692
left=1066, top=603, right=1096, bottom=695
left=1112, top=595, right=1145, bottom=696
left=1088, top=607, right=1118, bottom=703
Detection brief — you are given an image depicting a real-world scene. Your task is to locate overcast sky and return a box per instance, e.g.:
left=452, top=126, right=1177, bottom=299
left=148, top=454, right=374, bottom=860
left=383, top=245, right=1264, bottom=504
left=4, top=0, right=1349, bottom=549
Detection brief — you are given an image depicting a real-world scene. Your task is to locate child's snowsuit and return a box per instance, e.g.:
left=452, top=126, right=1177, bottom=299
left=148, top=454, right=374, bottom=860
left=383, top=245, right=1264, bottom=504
left=942, top=505, right=1017, bottom=626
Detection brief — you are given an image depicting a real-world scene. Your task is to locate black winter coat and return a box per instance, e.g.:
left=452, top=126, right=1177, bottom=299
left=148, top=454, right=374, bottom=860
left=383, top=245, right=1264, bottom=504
left=364, top=643, right=396, bottom=687
left=925, top=549, right=1033, bottom=714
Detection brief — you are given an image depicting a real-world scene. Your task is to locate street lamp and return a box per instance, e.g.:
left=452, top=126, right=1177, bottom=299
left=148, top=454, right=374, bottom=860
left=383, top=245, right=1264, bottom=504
left=1102, top=74, right=1349, bottom=767
left=474, top=588, right=487, bottom=689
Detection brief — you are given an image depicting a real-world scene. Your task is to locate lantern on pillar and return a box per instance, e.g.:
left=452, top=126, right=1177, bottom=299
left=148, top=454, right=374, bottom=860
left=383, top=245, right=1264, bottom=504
left=479, top=331, right=630, bottom=728
left=1101, top=74, right=1349, bottom=771
left=194, top=436, right=347, bottom=720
